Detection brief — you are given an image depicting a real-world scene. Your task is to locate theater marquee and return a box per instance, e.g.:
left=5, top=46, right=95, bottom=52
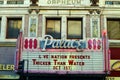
left=20, top=35, right=107, bottom=74
left=23, top=51, right=104, bottom=74
left=15, top=30, right=110, bottom=74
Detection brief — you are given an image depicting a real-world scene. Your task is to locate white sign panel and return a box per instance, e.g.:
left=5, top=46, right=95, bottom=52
left=39, top=0, right=90, bottom=6
left=22, top=51, right=104, bottom=74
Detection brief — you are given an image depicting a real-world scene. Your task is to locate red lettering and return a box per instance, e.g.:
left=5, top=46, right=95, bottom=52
left=68, top=60, right=84, bottom=66
left=32, top=59, right=51, bottom=65
left=32, top=59, right=36, bottom=65
left=68, top=60, right=74, bottom=65
left=54, top=59, right=57, bottom=65
left=69, top=55, right=90, bottom=59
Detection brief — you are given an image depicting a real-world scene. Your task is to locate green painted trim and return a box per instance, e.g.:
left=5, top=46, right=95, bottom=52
left=0, top=75, right=19, bottom=79
left=0, top=42, right=16, bottom=47
left=110, top=43, right=120, bottom=48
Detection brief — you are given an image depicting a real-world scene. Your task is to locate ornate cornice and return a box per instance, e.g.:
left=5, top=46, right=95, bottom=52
left=90, top=0, right=99, bottom=6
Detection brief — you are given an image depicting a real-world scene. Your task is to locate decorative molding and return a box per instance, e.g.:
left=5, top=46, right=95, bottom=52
left=38, top=14, right=42, bottom=37
left=88, top=9, right=101, bottom=14
left=90, top=0, right=99, bottom=6
left=28, top=9, right=40, bottom=14
left=30, top=0, right=38, bottom=6
left=24, top=14, right=29, bottom=37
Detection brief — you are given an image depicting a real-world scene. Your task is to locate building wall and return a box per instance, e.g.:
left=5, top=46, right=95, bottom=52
left=0, top=0, right=120, bottom=79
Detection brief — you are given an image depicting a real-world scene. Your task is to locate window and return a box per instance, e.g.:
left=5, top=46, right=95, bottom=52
left=6, top=18, right=22, bottom=39
left=0, top=1, right=3, bottom=4
left=67, top=18, right=83, bottom=39
left=107, top=18, right=120, bottom=40
left=46, top=18, right=61, bottom=39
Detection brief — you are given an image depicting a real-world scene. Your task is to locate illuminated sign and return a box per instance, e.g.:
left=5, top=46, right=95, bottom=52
left=20, top=36, right=107, bottom=74
left=16, top=30, right=110, bottom=74
left=24, top=35, right=102, bottom=51
left=23, top=51, right=104, bottom=74
left=0, top=64, right=14, bottom=70
left=40, top=35, right=86, bottom=50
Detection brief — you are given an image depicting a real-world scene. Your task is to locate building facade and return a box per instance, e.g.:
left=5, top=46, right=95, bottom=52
left=0, top=0, right=120, bottom=80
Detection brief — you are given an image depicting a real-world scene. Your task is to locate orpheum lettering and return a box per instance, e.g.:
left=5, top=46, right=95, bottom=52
left=32, top=59, right=51, bottom=65
left=47, top=0, right=81, bottom=5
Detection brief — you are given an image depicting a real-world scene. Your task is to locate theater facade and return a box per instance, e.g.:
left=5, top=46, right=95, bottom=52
left=0, top=0, right=119, bottom=80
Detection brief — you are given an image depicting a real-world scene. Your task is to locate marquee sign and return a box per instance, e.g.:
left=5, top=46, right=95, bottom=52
left=22, top=51, right=104, bottom=74
left=23, top=35, right=102, bottom=51
left=15, top=30, right=110, bottom=74
left=20, top=35, right=106, bottom=74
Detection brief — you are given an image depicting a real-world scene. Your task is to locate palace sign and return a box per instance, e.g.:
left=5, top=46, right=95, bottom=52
left=24, top=35, right=102, bottom=51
